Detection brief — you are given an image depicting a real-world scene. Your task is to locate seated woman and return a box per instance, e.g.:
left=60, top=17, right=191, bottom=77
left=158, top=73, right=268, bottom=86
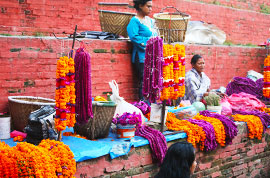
left=184, top=54, right=211, bottom=103
left=127, top=0, right=157, bottom=100
left=155, top=141, right=197, bottom=178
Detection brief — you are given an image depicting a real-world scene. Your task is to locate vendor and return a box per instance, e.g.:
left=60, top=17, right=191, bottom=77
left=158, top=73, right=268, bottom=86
left=127, top=0, right=157, bottom=100
left=184, top=54, right=211, bottom=103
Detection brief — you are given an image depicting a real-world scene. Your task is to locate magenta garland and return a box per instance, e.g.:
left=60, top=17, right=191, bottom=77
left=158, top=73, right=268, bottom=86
left=135, top=125, right=167, bottom=165
left=188, top=119, right=217, bottom=151
left=112, top=112, right=142, bottom=126
left=142, top=37, right=164, bottom=103
left=74, top=47, right=93, bottom=124
left=200, top=111, right=238, bottom=144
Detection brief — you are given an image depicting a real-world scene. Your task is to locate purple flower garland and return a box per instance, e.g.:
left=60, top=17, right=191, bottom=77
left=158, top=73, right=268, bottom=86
left=74, top=47, right=93, bottom=124
left=200, top=111, right=238, bottom=144
left=135, top=125, right=167, bottom=165
left=143, top=37, right=164, bottom=103
left=233, top=110, right=270, bottom=131
left=188, top=119, right=217, bottom=151
left=132, top=101, right=151, bottom=115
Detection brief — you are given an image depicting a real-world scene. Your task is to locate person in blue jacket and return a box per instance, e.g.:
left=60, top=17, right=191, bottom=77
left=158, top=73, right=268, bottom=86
left=127, top=0, right=157, bottom=101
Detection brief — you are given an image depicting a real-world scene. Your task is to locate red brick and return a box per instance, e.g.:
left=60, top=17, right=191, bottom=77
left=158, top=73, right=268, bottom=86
left=198, top=163, right=211, bottom=170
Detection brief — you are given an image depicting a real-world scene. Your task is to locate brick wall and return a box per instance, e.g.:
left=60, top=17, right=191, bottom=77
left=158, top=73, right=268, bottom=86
left=0, top=0, right=269, bottom=44
left=75, top=122, right=270, bottom=178
left=192, top=0, right=270, bottom=13
left=0, top=36, right=266, bottom=113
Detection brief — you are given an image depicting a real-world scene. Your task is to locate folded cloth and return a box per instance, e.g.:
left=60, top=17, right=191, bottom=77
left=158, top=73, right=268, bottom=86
left=10, top=130, right=27, bottom=139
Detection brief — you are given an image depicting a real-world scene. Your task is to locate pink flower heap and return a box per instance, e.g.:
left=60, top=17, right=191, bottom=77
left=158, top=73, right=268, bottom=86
left=55, top=56, right=76, bottom=131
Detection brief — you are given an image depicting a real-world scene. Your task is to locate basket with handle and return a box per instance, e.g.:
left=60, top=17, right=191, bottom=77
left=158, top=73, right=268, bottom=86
left=153, top=6, right=191, bottom=44
left=98, top=10, right=136, bottom=38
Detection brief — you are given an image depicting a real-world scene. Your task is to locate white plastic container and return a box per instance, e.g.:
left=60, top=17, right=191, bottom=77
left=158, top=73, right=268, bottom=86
left=0, top=117, right=11, bottom=139
left=207, top=105, right=222, bottom=114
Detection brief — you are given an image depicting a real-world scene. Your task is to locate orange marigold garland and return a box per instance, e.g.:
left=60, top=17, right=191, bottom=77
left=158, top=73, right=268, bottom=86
left=0, top=140, right=76, bottom=178
left=263, top=55, right=270, bottom=98
left=232, top=114, right=263, bottom=140
left=193, top=114, right=226, bottom=147
left=160, top=44, right=185, bottom=100
left=166, top=112, right=206, bottom=149
left=55, top=56, right=76, bottom=131
left=39, top=139, right=76, bottom=177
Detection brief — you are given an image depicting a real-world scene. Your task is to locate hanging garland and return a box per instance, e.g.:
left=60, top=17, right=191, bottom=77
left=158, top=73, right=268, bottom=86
left=232, top=114, right=263, bottom=140
left=166, top=112, right=205, bottom=149
left=55, top=56, right=76, bottom=131
left=160, top=44, right=185, bottom=101
left=135, top=125, right=167, bottom=165
left=143, top=37, right=163, bottom=103
left=263, top=55, right=270, bottom=98
left=74, top=47, right=93, bottom=124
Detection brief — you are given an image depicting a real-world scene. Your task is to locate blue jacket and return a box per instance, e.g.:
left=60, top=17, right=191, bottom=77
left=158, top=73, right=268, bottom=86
left=127, top=16, right=157, bottom=63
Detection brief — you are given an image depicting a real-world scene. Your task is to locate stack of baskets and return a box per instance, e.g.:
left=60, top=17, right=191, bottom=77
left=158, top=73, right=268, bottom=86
left=153, top=6, right=191, bottom=43
left=98, top=10, right=136, bottom=38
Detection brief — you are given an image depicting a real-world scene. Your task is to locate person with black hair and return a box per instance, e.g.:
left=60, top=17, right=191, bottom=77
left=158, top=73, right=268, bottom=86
left=184, top=54, right=211, bottom=103
left=127, top=0, right=157, bottom=101
left=155, top=142, right=197, bottom=178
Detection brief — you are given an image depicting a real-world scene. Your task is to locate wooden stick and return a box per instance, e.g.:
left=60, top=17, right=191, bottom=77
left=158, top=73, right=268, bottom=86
left=58, top=131, right=62, bottom=141
left=72, top=25, right=77, bottom=50
left=160, top=100, right=166, bottom=133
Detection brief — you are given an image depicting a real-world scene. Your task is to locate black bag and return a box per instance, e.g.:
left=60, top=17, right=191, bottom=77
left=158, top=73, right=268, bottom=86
left=25, top=106, right=58, bottom=145
left=69, top=31, right=119, bottom=40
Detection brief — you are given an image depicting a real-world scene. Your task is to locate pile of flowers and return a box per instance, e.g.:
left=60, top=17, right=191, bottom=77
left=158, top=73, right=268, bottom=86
left=232, top=114, right=263, bottom=140
left=112, top=112, right=142, bottom=126
left=55, top=56, right=76, bottom=131
left=160, top=44, right=185, bottom=100
left=0, top=139, right=76, bottom=178
left=132, top=101, right=151, bottom=120
left=263, top=55, right=270, bottom=98
left=166, top=111, right=238, bottom=151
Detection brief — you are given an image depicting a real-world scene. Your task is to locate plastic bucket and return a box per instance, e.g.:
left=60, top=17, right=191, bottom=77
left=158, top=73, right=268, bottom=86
left=0, top=117, right=11, bottom=139
left=117, top=124, right=136, bottom=139
left=207, top=105, right=222, bottom=114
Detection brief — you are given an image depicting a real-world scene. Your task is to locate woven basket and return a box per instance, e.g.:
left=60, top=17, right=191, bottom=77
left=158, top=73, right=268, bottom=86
left=98, top=10, right=136, bottom=37
left=153, top=7, right=191, bottom=43
left=8, top=96, right=55, bottom=132
left=74, top=101, right=116, bottom=140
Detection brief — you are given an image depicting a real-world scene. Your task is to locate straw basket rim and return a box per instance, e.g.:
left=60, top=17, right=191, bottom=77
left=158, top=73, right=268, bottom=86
left=153, top=12, right=191, bottom=21
left=8, top=96, right=55, bottom=106
left=98, top=10, right=136, bottom=16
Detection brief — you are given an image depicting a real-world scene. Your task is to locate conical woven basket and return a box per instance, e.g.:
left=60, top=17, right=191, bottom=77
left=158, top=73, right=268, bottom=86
left=98, top=10, right=136, bottom=37
left=74, top=101, right=116, bottom=140
left=154, top=7, right=191, bottom=43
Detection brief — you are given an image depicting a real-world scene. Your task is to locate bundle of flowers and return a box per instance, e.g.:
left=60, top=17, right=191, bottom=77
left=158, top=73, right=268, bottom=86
left=234, top=110, right=270, bottom=131
left=160, top=44, right=185, bottom=101
left=112, top=112, right=142, bottom=126
left=0, top=140, right=76, bottom=178
left=200, top=111, right=238, bottom=144
left=193, top=114, right=226, bottom=147
left=132, top=101, right=151, bottom=120
left=232, top=114, right=263, bottom=140
left=166, top=112, right=205, bottom=149
left=143, top=37, right=164, bottom=103
left=263, top=55, right=270, bottom=98
left=135, top=125, right=167, bottom=165
left=55, top=56, right=76, bottom=131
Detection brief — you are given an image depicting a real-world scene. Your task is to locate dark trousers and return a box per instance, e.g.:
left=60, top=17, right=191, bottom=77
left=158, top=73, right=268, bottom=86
left=135, top=54, right=144, bottom=101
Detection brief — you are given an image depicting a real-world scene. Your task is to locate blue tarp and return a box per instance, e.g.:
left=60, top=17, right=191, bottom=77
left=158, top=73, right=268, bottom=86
left=1, top=127, right=187, bottom=162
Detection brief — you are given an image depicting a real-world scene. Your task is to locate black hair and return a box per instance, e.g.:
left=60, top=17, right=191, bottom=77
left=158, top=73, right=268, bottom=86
left=191, top=54, right=202, bottom=65
left=155, top=142, right=195, bottom=178
left=133, top=0, right=152, bottom=11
